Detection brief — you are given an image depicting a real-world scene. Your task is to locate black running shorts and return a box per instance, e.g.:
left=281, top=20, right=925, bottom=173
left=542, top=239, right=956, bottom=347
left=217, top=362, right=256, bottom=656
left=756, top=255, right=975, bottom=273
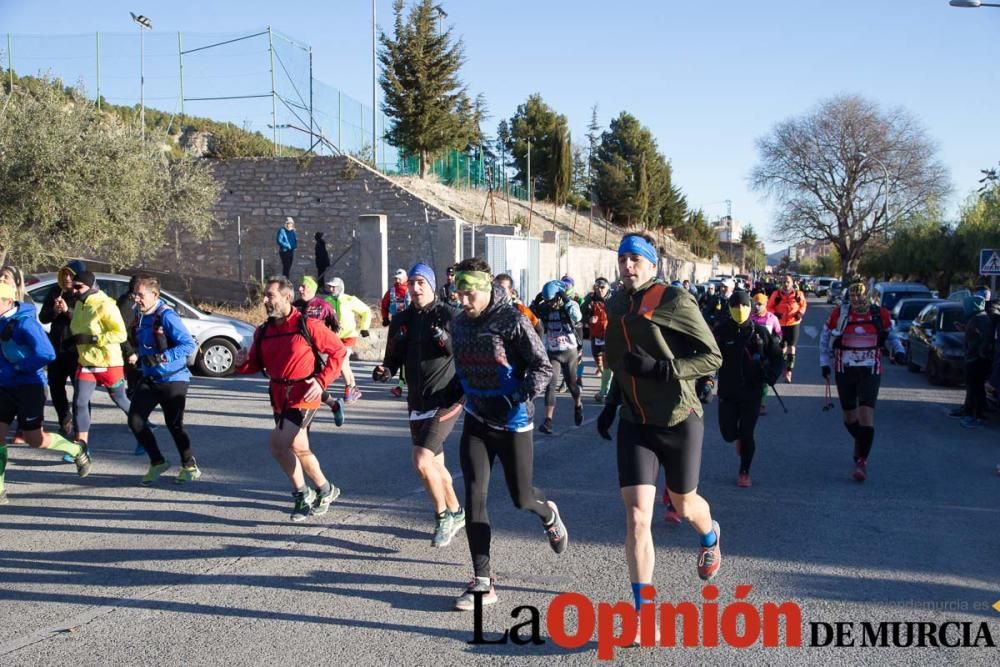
left=616, top=413, right=705, bottom=494
left=0, top=385, right=46, bottom=431
left=782, top=323, right=801, bottom=347
left=409, top=402, right=463, bottom=455
left=835, top=366, right=881, bottom=410
left=274, top=407, right=318, bottom=430
left=591, top=341, right=605, bottom=358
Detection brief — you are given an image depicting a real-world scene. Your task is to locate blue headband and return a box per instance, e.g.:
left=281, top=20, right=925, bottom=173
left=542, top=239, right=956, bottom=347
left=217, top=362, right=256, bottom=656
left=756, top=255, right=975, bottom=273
left=618, top=235, right=658, bottom=265
left=408, top=262, right=436, bottom=292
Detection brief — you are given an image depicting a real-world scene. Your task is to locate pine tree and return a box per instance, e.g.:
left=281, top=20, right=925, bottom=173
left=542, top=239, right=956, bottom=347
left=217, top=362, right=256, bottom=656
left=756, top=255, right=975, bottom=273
left=507, top=93, right=569, bottom=200
left=378, top=0, right=475, bottom=177
left=550, top=124, right=572, bottom=208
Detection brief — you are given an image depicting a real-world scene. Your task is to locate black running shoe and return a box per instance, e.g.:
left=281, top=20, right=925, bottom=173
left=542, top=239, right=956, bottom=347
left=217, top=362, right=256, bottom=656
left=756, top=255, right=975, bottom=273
left=312, top=484, right=341, bottom=517
left=73, top=444, right=92, bottom=478
left=539, top=418, right=553, bottom=434
left=290, top=488, right=317, bottom=522
left=574, top=404, right=584, bottom=426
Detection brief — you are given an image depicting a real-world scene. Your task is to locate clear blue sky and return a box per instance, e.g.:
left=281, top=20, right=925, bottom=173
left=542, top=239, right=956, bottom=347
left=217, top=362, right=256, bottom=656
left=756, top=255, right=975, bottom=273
left=3, top=0, right=998, bottom=252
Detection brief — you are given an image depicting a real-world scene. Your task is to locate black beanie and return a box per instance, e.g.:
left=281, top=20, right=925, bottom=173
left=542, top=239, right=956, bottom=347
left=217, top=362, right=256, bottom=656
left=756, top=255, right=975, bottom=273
left=729, top=290, right=751, bottom=307
left=75, top=271, right=97, bottom=288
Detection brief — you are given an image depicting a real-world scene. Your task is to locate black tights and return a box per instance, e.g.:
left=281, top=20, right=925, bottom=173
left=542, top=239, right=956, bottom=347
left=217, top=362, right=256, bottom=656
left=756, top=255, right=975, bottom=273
left=718, top=396, right=761, bottom=474
left=459, top=416, right=554, bottom=578
left=128, top=381, right=195, bottom=467
left=545, top=349, right=580, bottom=407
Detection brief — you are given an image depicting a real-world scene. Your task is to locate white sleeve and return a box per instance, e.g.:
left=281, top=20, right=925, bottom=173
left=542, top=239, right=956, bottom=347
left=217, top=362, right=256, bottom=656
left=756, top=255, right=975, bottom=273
left=819, top=319, right=833, bottom=368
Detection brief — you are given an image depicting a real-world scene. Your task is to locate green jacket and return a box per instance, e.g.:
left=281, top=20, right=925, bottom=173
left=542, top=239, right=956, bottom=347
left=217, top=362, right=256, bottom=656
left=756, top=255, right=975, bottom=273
left=605, top=278, right=722, bottom=428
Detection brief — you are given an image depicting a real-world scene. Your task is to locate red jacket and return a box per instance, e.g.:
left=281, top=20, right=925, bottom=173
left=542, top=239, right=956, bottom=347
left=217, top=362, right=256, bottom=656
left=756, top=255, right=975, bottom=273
left=380, top=283, right=411, bottom=322
left=238, top=309, right=347, bottom=410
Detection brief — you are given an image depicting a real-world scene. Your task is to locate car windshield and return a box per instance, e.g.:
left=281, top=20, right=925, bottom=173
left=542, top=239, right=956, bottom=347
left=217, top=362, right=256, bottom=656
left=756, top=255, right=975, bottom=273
left=881, top=290, right=932, bottom=310
left=939, top=309, right=966, bottom=332
left=897, top=301, right=931, bottom=321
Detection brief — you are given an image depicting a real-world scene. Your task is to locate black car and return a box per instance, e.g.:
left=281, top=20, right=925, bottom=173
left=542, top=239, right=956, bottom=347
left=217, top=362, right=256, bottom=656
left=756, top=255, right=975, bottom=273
left=888, top=297, right=943, bottom=352
left=906, top=302, right=966, bottom=386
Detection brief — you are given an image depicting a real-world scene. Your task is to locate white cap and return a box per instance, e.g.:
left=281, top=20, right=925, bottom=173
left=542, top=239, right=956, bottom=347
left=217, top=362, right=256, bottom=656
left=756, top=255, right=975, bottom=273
left=722, top=278, right=736, bottom=290
left=394, top=269, right=407, bottom=280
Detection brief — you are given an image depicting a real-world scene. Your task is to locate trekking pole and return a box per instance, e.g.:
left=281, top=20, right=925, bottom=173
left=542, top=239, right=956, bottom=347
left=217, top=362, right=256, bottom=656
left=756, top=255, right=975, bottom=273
left=822, top=377, right=836, bottom=411
left=769, top=382, right=789, bottom=414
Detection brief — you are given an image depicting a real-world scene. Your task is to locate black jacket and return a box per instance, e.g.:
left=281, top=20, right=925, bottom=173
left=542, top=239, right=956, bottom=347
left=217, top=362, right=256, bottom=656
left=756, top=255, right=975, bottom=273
left=383, top=300, right=463, bottom=412
left=715, top=318, right=782, bottom=401
left=315, top=234, right=330, bottom=275
left=39, top=286, right=79, bottom=359
left=965, top=311, right=996, bottom=363
left=117, top=291, right=138, bottom=360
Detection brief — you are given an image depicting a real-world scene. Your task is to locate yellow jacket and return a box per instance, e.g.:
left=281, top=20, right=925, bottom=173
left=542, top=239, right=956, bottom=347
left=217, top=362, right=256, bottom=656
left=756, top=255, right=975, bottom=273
left=70, top=290, right=127, bottom=367
left=324, top=293, right=372, bottom=340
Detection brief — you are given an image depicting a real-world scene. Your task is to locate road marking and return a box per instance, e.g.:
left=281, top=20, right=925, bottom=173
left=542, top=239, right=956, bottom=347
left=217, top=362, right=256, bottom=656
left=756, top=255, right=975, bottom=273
left=803, top=325, right=818, bottom=339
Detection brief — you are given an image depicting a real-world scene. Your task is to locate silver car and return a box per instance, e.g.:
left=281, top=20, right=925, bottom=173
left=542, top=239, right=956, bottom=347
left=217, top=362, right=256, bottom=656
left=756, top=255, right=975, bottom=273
left=26, top=272, right=256, bottom=377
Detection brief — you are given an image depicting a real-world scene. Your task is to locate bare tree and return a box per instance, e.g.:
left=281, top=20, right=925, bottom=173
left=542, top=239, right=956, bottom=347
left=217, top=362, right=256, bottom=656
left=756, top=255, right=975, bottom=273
left=750, top=94, right=950, bottom=276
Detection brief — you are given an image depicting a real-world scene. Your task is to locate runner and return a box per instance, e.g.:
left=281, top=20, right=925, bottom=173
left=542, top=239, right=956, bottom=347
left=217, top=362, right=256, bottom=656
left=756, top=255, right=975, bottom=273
left=126, top=276, right=202, bottom=486
left=767, top=274, right=807, bottom=383
left=531, top=279, right=584, bottom=433
left=582, top=277, right=612, bottom=403
left=819, top=281, right=905, bottom=482
left=323, top=277, right=371, bottom=403
left=39, top=260, right=85, bottom=438
left=0, top=282, right=91, bottom=504
left=449, top=258, right=567, bottom=611
left=561, top=275, right=586, bottom=387
left=294, top=276, right=345, bottom=426
left=381, top=269, right=412, bottom=398
left=493, top=274, right=543, bottom=337
left=715, top=290, right=782, bottom=487
left=236, top=276, right=348, bottom=521
left=749, top=292, right=782, bottom=415
left=596, top=232, right=723, bottom=636
left=69, top=271, right=132, bottom=451
left=372, top=263, right=466, bottom=547
left=955, top=294, right=994, bottom=429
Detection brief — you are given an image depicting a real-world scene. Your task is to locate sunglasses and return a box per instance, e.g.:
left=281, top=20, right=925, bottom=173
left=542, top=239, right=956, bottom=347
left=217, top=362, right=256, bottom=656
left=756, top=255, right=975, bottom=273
left=71, top=283, right=87, bottom=290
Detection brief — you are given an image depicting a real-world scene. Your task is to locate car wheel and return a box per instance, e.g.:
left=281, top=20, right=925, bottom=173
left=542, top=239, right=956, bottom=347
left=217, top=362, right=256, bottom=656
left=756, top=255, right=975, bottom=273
left=906, top=348, right=921, bottom=373
left=927, top=353, right=944, bottom=386
left=197, top=337, right=238, bottom=377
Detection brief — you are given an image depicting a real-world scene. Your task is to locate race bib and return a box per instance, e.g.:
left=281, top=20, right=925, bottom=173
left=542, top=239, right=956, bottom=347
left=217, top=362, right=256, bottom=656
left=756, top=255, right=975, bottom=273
left=843, top=349, right=875, bottom=367
left=409, top=408, right=438, bottom=421
left=592, top=337, right=605, bottom=346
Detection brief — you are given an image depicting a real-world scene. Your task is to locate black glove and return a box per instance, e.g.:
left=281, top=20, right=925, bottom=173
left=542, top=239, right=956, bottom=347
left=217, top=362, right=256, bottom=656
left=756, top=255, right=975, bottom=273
left=360, top=329, right=370, bottom=338
left=141, top=353, right=164, bottom=367
left=597, top=404, right=618, bottom=440
left=623, top=345, right=671, bottom=381
left=382, top=318, right=390, bottom=327
left=372, top=365, right=392, bottom=382
left=821, top=365, right=831, bottom=379
left=893, top=351, right=906, bottom=366
left=72, top=333, right=98, bottom=345
left=430, top=325, right=449, bottom=347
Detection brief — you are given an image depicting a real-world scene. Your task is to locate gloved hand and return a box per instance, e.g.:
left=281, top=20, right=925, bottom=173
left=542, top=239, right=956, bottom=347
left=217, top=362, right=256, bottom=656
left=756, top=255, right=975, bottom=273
left=141, top=353, right=164, bottom=367
left=360, top=329, right=370, bottom=338
left=430, top=325, right=449, bottom=347
left=597, top=404, right=618, bottom=440
left=382, top=318, right=390, bottom=327
left=372, top=365, right=392, bottom=382
left=623, top=344, right=671, bottom=381
left=72, top=333, right=98, bottom=345
left=821, top=365, right=831, bottom=379
left=893, top=351, right=906, bottom=366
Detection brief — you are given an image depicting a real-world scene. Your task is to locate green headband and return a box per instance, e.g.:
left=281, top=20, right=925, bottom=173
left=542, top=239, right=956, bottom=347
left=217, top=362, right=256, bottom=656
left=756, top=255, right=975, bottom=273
left=455, top=270, right=492, bottom=293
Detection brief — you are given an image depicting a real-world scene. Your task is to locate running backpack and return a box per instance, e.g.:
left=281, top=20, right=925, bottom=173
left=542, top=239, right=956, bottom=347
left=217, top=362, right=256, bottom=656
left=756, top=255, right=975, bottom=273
left=254, top=314, right=324, bottom=380
left=129, top=304, right=171, bottom=353
left=832, top=305, right=885, bottom=348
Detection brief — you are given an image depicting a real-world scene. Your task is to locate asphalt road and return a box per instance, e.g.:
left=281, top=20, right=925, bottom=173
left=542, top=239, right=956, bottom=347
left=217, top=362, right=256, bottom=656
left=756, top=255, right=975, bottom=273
left=2, top=298, right=998, bottom=665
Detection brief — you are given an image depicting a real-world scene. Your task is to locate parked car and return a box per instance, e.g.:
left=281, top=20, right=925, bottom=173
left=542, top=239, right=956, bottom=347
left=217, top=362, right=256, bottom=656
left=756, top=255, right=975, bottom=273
left=888, top=297, right=943, bottom=352
left=26, top=273, right=257, bottom=377
left=871, top=282, right=933, bottom=312
left=814, top=277, right=838, bottom=297
left=826, top=280, right=843, bottom=304
left=906, top=301, right=966, bottom=386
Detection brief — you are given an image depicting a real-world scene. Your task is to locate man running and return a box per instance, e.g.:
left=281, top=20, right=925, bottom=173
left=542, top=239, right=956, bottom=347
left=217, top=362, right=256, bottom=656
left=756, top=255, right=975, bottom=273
left=126, top=276, right=201, bottom=486
left=819, top=281, right=905, bottom=482
left=597, top=232, right=723, bottom=634
left=582, top=278, right=612, bottom=403
left=373, top=263, right=466, bottom=547
left=0, top=282, right=91, bottom=504
left=715, top=290, right=782, bottom=488
left=39, top=260, right=86, bottom=437
left=449, top=258, right=567, bottom=611
left=768, top=275, right=807, bottom=383
left=294, top=276, right=345, bottom=426
left=69, top=271, right=131, bottom=451
left=494, top=274, right=543, bottom=337
left=237, top=277, right=348, bottom=521
left=381, top=269, right=412, bottom=398
left=532, top=280, right=584, bottom=433
left=323, top=277, right=371, bottom=403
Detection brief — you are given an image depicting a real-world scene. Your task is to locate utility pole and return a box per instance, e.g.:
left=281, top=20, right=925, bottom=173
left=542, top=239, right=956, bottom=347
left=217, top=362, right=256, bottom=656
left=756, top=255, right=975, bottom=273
left=372, top=0, right=377, bottom=166
left=129, top=12, right=152, bottom=141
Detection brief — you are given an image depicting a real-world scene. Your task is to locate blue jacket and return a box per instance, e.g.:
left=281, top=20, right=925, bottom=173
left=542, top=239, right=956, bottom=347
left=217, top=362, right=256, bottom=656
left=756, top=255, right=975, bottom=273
left=277, top=227, right=297, bottom=252
left=133, top=302, right=196, bottom=383
left=0, top=302, right=56, bottom=387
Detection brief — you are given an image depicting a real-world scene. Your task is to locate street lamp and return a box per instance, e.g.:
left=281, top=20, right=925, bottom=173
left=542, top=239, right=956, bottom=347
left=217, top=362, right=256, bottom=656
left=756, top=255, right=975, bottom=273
left=949, top=1, right=1000, bottom=7
left=432, top=5, right=448, bottom=34
left=129, top=12, right=152, bottom=142
left=859, top=152, right=891, bottom=238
